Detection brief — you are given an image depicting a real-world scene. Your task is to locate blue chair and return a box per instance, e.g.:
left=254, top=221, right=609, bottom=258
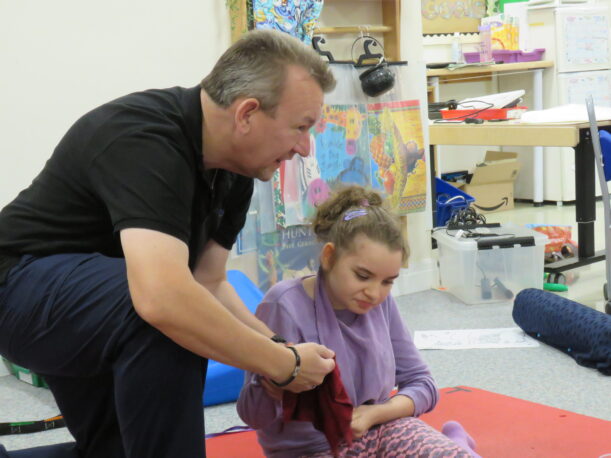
left=599, top=129, right=611, bottom=181
left=203, top=270, right=264, bottom=406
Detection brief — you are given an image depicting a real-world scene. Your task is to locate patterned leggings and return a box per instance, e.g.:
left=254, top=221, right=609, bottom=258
left=301, top=417, right=472, bottom=458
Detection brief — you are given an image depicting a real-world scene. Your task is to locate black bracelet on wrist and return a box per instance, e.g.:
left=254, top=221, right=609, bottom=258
left=271, top=334, right=287, bottom=344
left=270, top=345, right=301, bottom=387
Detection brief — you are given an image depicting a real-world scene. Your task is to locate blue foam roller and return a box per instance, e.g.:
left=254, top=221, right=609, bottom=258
left=513, top=288, right=611, bottom=375
left=203, top=270, right=264, bottom=406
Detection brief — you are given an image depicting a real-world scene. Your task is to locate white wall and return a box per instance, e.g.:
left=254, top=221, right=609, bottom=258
left=396, top=0, right=437, bottom=295
left=1, top=0, right=435, bottom=297
left=0, top=0, right=231, bottom=207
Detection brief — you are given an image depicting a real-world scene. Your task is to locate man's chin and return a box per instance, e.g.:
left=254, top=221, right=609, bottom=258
left=254, top=166, right=279, bottom=182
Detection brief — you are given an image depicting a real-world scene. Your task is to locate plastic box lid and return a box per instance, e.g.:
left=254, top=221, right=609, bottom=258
left=432, top=223, right=548, bottom=251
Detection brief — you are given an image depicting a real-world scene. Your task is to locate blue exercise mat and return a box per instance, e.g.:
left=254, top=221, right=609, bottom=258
left=203, top=270, right=264, bottom=406
left=513, top=288, right=611, bottom=375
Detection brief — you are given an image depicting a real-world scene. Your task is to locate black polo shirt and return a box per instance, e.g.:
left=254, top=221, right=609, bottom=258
left=0, top=86, right=253, bottom=283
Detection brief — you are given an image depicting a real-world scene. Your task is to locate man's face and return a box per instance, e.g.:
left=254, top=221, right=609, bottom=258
left=237, top=65, right=324, bottom=181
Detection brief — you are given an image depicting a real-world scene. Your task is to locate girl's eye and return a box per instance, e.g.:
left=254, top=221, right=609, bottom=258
left=355, top=273, right=368, bottom=280
left=383, top=280, right=395, bottom=285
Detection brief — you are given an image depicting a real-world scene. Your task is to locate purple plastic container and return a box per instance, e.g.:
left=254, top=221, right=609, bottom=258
left=492, top=49, right=519, bottom=63
left=462, top=48, right=545, bottom=64
left=463, top=51, right=480, bottom=63
left=516, top=48, right=546, bottom=62
left=462, top=50, right=517, bottom=63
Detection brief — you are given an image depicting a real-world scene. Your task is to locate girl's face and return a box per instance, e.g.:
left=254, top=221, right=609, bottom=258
left=321, top=234, right=403, bottom=313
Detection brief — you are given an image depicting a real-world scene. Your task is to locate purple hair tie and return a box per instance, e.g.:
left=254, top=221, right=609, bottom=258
left=343, top=209, right=368, bottom=221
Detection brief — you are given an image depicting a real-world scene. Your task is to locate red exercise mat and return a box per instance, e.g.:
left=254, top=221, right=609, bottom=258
left=421, top=386, right=611, bottom=458
left=206, top=386, right=611, bottom=458
left=206, top=429, right=264, bottom=458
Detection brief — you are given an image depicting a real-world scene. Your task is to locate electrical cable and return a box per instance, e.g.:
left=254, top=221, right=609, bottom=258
left=433, top=100, right=494, bottom=122
left=0, top=415, right=65, bottom=436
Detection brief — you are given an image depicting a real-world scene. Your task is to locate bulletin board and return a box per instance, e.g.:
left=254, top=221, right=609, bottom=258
left=421, top=0, right=485, bottom=34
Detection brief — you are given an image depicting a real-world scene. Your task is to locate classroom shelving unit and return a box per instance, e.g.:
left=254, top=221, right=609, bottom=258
left=228, top=0, right=402, bottom=62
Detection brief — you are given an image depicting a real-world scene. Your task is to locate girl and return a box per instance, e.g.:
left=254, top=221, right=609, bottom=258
left=237, top=186, right=479, bottom=457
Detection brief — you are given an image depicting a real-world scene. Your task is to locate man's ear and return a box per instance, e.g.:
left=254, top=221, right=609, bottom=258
left=234, top=98, right=261, bottom=134
left=320, top=242, right=336, bottom=271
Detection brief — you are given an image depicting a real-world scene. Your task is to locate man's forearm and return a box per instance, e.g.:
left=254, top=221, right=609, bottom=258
left=201, top=279, right=274, bottom=337
left=134, top=275, right=291, bottom=380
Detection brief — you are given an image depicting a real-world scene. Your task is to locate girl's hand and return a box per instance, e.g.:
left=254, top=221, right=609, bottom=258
left=350, top=404, right=379, bottom=439
left=261, top=377, right=284, bottom=401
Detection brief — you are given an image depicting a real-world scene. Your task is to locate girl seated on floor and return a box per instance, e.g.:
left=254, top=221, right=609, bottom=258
left=237, top=186, right=479, bottom=458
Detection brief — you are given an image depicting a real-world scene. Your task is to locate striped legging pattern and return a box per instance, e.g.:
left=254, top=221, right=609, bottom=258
left=302, top=417, right=473, bottom=458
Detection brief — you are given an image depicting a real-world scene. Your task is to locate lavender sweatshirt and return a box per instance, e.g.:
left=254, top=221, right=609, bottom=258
left=237, top=275, right=439, bottom=458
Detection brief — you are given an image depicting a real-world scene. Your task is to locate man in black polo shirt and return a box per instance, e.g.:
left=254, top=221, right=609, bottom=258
left=0, top=30, right=336, bottom=457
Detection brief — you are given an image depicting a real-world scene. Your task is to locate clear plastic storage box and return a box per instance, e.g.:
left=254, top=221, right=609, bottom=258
left=433, top=224, right=548, bottom=304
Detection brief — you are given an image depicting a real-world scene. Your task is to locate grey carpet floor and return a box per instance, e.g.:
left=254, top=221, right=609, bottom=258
left=1, top=289, right=609, bottom=452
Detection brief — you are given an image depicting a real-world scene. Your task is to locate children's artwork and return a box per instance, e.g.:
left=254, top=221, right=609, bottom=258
left=236, top=99, right=427, bottom=278
left=252, top=0, right=324, bottom=45
left=308, top=104, right=372, bottom=217
left=367, top=100, right=427, bottom=215
left=265, top=101, right=427, bottom=227
left=257, top=225, right=321, bottom=292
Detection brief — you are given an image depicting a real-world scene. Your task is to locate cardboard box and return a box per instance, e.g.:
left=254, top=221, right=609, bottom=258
left=459, top=151, right=520, bottom=214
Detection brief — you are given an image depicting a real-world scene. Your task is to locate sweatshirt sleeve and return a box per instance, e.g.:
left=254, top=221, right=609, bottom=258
left=387, top=296, right=440, bottom=416
left=236, top=298, right=305, bottom=429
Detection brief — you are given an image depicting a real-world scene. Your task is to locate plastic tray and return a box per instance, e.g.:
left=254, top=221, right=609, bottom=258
left=440, top=106, right=528, bottom=121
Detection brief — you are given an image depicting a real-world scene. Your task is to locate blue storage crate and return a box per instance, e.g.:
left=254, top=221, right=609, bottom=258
left=435, top=178, right=475, bottom=227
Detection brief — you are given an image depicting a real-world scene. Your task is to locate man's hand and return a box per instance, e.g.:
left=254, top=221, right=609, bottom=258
left=350, top=404, right=379, bottom=439
left=274, top=343, right=335, bottom=393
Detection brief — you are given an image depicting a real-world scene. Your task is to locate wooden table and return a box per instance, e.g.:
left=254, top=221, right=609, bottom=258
left=429, top=120, right=611, bottom=273
left=426, top=60, right=554, bottom=79
left=427, top=61, right=555, bottom=205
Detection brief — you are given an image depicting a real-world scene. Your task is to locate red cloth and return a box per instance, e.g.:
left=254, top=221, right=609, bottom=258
left=282, top=361, right=353, bottom=456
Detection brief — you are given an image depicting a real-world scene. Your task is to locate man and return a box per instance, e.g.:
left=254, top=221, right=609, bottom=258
left=0, top=30, right=336, bottom=457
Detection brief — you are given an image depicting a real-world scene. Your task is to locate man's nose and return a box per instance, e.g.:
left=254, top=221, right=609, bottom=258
left=293, top=132, right=311, bottom=158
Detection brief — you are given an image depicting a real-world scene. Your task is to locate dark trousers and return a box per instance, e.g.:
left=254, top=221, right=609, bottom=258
left=0, top=254, right=208, bottom=458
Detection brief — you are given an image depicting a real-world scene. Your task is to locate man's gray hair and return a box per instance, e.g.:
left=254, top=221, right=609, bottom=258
left=201, top=29, right=336, bottom=113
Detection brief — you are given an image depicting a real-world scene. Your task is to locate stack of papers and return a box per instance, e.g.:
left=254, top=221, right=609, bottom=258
left=414, top=327, right=540, bottom=350
left=520, top=104, right=611, bottom=123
